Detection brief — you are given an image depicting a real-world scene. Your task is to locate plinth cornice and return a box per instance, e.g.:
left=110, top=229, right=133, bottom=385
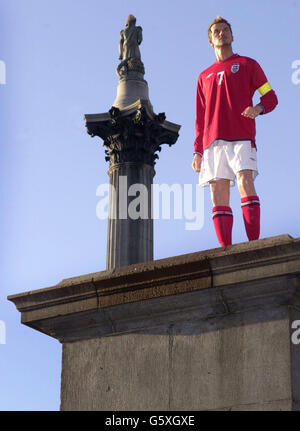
left=7, top=235, right=300, bottom=342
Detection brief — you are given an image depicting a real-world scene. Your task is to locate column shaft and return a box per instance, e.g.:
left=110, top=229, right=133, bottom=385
left=106, top=162, right=155, bottom=269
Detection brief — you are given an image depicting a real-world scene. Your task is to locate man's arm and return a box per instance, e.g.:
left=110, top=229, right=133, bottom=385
left=193, top=77, right=205, bottom=172
left=242, top=60, right=278, bottom=119
left=256, top=80, right=278, bottom=114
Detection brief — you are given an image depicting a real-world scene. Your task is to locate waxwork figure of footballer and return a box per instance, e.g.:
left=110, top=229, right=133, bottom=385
left=192, top=16, right=278, bottom=247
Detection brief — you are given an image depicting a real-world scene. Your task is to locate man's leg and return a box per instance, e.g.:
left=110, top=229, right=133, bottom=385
left=236, top=170, right=260, bottom=241
left=210, top=179, right=233, bottom=246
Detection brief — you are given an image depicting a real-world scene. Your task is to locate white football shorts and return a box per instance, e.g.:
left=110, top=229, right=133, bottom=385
left=198, top=139, right=258, bottom=187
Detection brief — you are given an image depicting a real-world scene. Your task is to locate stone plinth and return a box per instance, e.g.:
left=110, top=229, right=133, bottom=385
left=8, top=235, right=300, bottom=410
left=112, top=70, right=153, bottom=111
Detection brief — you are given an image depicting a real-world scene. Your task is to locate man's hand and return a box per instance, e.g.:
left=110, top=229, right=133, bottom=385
left=192, top=153, right=202, bottom=172
left=241, top=104, right=264, bottom=119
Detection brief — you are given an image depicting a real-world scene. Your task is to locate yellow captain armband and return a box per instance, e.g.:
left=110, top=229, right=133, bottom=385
left=257, top=81, right=272, bottom=96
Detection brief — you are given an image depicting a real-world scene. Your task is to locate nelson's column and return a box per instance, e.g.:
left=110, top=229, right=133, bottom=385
left=85, top=14, right=180, bottom=269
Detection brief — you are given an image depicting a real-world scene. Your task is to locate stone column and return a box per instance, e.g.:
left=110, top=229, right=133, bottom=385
left=85, top=88, right=180, bottom=270
left=83, top=16, right=181, bottom=269
left=106, top=161, right=155, bottom=268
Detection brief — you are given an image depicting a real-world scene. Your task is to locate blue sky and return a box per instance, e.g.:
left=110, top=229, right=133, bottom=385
left=0, top=0, right=299, bottom=410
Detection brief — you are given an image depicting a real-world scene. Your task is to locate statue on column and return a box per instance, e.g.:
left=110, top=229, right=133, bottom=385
left=119, top=14, right=142, bottom=61
left=117, top=15, right=145, bottom=77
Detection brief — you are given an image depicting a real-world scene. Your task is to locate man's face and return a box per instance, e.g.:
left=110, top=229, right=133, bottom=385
left=209, top=23, right=233, bottom=47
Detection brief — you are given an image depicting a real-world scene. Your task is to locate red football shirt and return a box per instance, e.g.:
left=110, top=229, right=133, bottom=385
left=194, top=54, right=278, bottom=156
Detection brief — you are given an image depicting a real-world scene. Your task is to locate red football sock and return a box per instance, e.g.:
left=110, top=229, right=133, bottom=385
left=241, top=195, right=260, bottom=241
left=212, top=206, right=233, bottom=247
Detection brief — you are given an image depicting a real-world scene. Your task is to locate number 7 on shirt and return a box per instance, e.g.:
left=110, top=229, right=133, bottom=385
left=217, top=70, right=225, bottom=85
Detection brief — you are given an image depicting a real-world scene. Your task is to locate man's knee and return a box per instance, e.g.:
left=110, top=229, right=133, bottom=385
left=210, top=179, right=230, bottom=205
left=236, top=170, right=255, bottom=195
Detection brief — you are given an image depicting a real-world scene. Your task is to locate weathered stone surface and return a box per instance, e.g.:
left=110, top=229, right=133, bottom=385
left=61, top=335, right=170, bottom=411
left=60, top=318, right=293, bottom=411
left=170, top=319, right=291, bottom=410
